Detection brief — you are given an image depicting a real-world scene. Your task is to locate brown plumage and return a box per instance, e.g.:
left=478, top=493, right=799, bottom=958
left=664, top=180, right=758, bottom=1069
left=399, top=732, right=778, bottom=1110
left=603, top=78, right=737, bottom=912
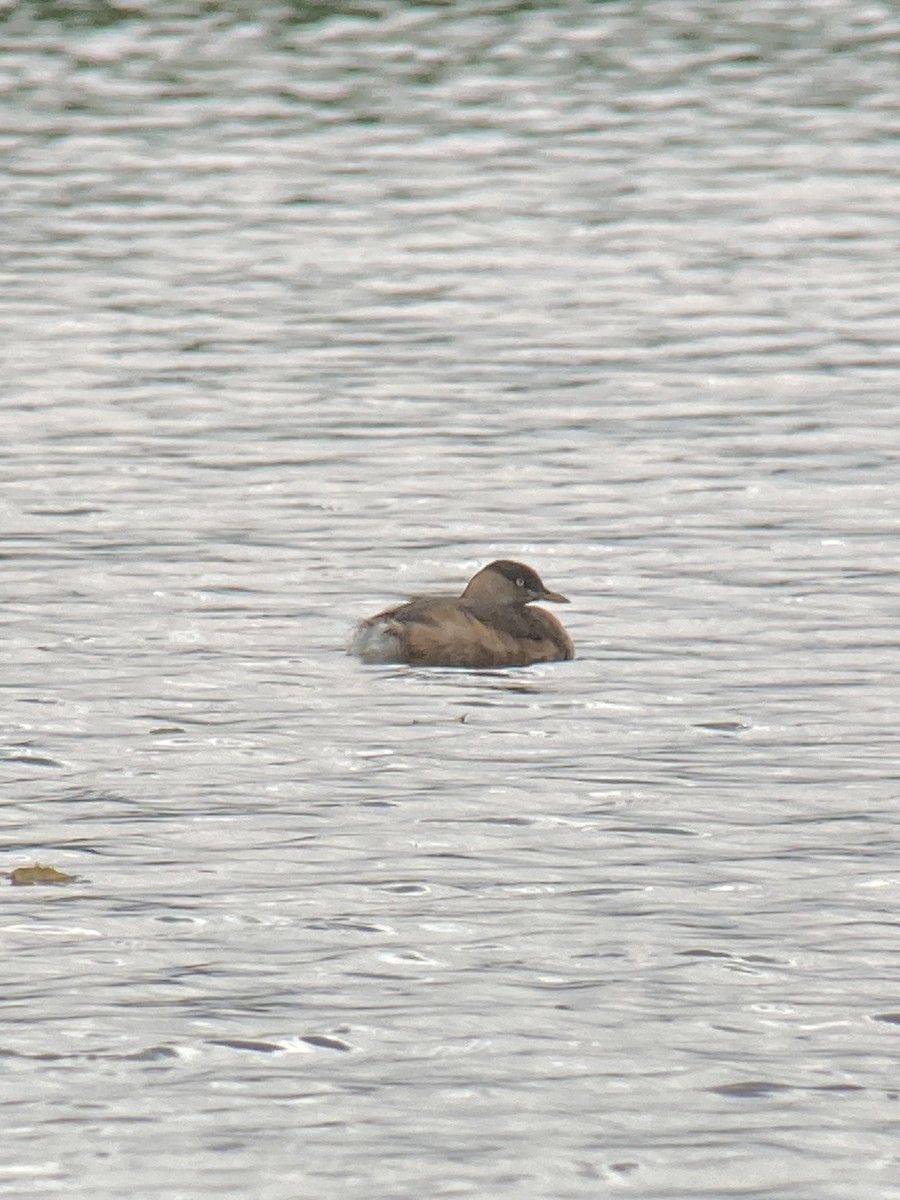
left=350, top=559, right=574, bottom=668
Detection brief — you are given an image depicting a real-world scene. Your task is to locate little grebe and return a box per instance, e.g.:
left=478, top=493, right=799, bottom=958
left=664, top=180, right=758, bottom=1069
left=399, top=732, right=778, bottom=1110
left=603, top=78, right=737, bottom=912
left=350, top=559, right=574, bottom=668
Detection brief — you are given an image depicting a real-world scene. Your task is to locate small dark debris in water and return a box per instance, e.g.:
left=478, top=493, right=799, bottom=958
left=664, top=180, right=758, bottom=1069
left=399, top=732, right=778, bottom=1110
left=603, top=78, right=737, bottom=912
left=301, top=1034, right=351, bottom=1052
left=695, top=721, right=747, bottom=733
left=873, top=1012, right=900, bottom=1025
left=8, top=864, right=78, bottom=886
left=150, top=726, right=185, bottom=734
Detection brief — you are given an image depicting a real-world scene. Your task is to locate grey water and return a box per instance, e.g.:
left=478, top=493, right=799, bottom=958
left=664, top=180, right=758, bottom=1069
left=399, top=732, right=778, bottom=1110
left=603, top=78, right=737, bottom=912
left=2, top=1, right=900, bottom=1197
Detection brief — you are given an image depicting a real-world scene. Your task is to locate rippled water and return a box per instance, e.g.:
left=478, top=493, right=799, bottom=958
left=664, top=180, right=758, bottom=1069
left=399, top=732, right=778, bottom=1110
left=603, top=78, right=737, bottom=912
left=3, top=2, right=900, bottom=1197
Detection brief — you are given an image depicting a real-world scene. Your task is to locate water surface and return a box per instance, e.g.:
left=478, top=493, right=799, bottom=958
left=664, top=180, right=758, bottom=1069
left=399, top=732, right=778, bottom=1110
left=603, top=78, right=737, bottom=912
left=3, top=2, right=900, bottom=1197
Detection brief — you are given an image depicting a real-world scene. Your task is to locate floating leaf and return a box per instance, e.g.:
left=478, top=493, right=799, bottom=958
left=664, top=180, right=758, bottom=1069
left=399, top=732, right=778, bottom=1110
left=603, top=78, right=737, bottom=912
left=9, top=864, right=77, bottom=886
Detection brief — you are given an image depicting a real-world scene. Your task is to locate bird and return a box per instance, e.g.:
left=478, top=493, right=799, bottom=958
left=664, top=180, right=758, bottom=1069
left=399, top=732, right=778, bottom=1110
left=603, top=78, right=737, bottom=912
left=349, top=559, right=574, bottom=669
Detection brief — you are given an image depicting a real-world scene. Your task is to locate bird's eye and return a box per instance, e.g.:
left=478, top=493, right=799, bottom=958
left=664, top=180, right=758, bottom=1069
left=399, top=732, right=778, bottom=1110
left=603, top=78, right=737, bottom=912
left=516, top=577, right=525, bottom=587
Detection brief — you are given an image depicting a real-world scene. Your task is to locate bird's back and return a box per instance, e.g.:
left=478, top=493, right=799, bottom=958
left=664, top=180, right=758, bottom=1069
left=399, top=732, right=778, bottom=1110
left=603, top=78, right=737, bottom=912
left=351, top=594, right=572, bottom=668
